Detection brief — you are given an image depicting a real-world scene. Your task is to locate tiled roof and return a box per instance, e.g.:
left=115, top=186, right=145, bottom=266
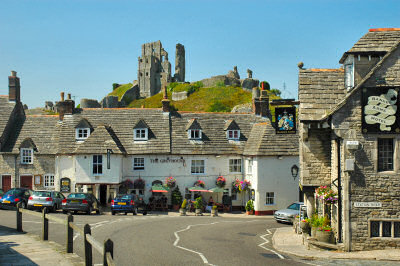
left=0, top=96, right=16, bottom=138
left=3, top=115, right=60, bottom=154
left=58, top=108, right=170, bottom=155
left=340, top=29, right=400, bottom=63
left=244, top=122, right=299, bottom=156
left=171, top=112, right=265, bottom=155
left=298, top=68, right=346, bottom=121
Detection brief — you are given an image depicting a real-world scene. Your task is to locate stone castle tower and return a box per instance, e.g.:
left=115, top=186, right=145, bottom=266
left=137, top=41, right=185, bottom=98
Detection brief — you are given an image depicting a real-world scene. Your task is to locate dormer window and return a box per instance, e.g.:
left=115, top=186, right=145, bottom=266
left=21, top=148, right=33, bottom=164
left=188, top=129, right=202, bottom=140
left=134, top=128, right=148, bottom=140
left=76, top=128, right=90, bottom=140
left=344, top=55, right=354, bottom=90
left=227, top=130, right=240, bottom=140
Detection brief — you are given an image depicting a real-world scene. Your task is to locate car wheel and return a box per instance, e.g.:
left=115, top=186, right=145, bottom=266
left=142, top=211, right=147, bottom=216
left=87, top=206, right=92, bottom=215
left=133, top=208, right=138, bottom=215
left=20, top=201, right=27, bottom=209
left=96, top=208, right=101, bottom=215
left=63, top=210, right=67, bottom=214
left=112, top=211, right=115, bottom=215
left=124, top=212, right=127, bottom=215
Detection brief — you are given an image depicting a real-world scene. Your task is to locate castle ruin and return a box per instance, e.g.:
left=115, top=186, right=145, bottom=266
left=138, top=41, right=185, bottom=98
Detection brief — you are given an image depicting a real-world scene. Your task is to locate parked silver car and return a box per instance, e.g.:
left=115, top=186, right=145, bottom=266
left=28, top=190, right=65, bottom=212
left=274, top=202, right=304, bottom=224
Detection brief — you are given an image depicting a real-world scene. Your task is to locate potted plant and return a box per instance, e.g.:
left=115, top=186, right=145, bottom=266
left=310, top=213, right=323, bottom=237
left=211, top=205, right=218, bottom=217
left=179, top=199, right=187, bottom=216
left=245, top=199, right=254, bottom=215
left=316, top=225, right=333, bottom=243
left=194, top=197, right=203, bottom=216
left=216, top=176, right=226, bottom=188
left=171, top=186, right=183, bottom=211
left=194, top=180, right=205, bottom=188
left=133, top=178, right=145, bottom=189
left=300, top=218, right=310, bottom=234
left=232, top=179, right=240, bottom=193
left=165, top=176, right=176, bottom=188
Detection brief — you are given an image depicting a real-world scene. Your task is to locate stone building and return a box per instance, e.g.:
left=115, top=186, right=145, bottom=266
left=0, top=72, right=299, bottom=214
left=299, top=28, right=400, bottom=251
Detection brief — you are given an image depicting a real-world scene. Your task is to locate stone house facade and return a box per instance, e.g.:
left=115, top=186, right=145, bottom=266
left=1, top=72, right=299, bottom=214
left=299, top=28, right=400, bottom=251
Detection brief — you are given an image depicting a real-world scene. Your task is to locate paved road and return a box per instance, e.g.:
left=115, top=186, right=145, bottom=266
left=1, top=209, right=398, bottom=266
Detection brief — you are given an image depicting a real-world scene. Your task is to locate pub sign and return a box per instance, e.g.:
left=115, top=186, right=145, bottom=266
left=362, top=88, right=400, bottom=133
left=60, top=177, right=71, bottom=193
left=275, top=107, right=296, bottom=134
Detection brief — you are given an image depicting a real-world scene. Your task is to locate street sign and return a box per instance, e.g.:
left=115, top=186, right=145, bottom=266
left=354, top=202, right=382, bottom=208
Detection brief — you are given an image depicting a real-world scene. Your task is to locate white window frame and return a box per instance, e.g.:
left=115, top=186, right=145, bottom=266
left=134, top=128, right=148, bottom=141
left=230, top=189, right=237, bottom=201
left=229, top=159, right=242, bottom=173
left=247, top=159, right=253, bottom=174
left=44, top=174, right=55, bottom=188
left=188, top=129, right=202, bottom=140
left=344, top=56, right=354, bottom=90
left=92, top=155, right=103, bottom=175
left=76, top=128, right=90, bottom=140
left=265, top=192, right=275, bottom=205
left=133, top=157, right=145, bottom=170
left=191, top=159, right=205, bottom=174
left=227, top=130, right=240, bottom=140
left=20, top=148, right=33, bottom=164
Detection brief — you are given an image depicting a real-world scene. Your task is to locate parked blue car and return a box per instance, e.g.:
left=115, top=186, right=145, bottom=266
left=0, top=188, right=32, bottom=209
left=111, top=194, right=147, bottom=215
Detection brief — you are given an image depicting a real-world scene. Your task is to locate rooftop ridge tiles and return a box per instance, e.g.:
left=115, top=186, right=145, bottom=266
left=177, top=110, right=254, bottom=115
left=26, top=115, right=58, bottom=118
left=81, top=107, right=161, bottom=110
left=369, top=28, right=400, bottom=32
left=0, top=95, right=8, bottom=97
left=307, top=68, right=344, bottom=72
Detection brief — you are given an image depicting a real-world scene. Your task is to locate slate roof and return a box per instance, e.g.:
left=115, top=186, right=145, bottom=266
left=340, top=28, right=400, bottom=63
left=2, top=115, right=60, bottom=154
left=298, top=69, right=346, bottom=121
left=58, top=108, right=170, bottom=155
left=0, top=96, right=16, bottom=138
left=244, top=122, right=299, bottom=156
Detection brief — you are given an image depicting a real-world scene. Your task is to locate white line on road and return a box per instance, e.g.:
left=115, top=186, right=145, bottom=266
left=258, top=228, right=285, bottom=259
left=173, top=220, right=259, bottom=266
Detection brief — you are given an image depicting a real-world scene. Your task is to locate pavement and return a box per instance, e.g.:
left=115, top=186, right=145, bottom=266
left=272, top=227, right=400, bottom=261
left=0, top=225, right=84, bottom=266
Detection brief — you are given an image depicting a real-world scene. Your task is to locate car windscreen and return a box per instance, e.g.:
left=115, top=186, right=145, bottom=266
left=116, top=195, right=132, bottom=200
left=67, top=193, right=87, bottom=199
left=287, top=203, right=300, bottom=210
left=33, top=191, right=52, bottom=197
left=4, top=189, right=24, bottom=196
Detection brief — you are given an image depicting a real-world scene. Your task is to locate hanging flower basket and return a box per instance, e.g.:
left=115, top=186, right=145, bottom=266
left=232, top=179, right=240, bottom=192
left=122, top=179, right=134, bottom=189
left=165, top=176, right=176, bottom=188
left=216, top=176, right=226, bottom=188
left=239, top=180, right=251, bottom=192
left=315, top=186, right=338, bottom=204
left=133, top=178, right=145, bottom=189
left=194, top=180, right=205, bottom=188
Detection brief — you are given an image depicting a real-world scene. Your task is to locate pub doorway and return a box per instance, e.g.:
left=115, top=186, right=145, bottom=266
left=100, top=184, right=107, bottom=205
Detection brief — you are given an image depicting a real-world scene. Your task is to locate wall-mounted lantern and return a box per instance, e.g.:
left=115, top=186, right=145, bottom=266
left=291, top=165, right=299, bottom=179
left=107, top=149, right=113, bottom=169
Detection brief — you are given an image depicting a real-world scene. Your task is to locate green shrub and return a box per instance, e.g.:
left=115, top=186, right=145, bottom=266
left=193, top=197, right=203, bottom=209
left=216, top=80, right=225, bottom=87
left=245, top=200, right=254, bottom=211
left=310, top=213, right=324, bottom=228
left=260, top=81, right=270, bottom=90
left=181, top=199, right=187, bottom=209
left=270, top=88, right=281, bottom=96
left=171, top=186, right=183, bottom=206
left=193, top=81, right=204, bottom=88
left=112, top=83, right=120, bottom=90
left=208, top=101, right=231, bottom=112
left=167, top=82, right=179, bottom=92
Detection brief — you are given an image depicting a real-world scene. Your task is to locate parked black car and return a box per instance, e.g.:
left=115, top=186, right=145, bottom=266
left=111, top=194, right=147, bottom=215
left=0, top=188, right=32, bottom=209
left=61, top=193, right=101, bottom=215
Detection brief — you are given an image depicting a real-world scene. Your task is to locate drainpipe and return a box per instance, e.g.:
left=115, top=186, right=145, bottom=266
left=343, top=165, right=351, bottom=251
left=337, top=138, right=343, bottom=243
left=14, top=154, right=18, bottom=188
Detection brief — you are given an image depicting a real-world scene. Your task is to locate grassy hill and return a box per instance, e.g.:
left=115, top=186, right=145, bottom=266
left=109, top=82, right=282, bottom=113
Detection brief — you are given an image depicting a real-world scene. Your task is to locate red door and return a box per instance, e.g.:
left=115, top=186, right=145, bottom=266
left=20, top=175, right=32, bottom=189
left=2, top=175, right=11, bottom=192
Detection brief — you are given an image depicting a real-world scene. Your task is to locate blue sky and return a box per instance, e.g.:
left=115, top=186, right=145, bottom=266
left=1, top=0, right=399, bottom=108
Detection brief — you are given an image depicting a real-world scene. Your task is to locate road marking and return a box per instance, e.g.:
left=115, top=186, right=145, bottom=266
left=258, top=228, right=285, bottom=259
left=173, top=220, right=259, bottom=266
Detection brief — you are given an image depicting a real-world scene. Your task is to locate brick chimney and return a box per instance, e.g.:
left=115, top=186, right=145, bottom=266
left=57, top=92, right=75, bottom=120
left=252, top=87, right=260, bottom=114
left=161, top=86, right=170, bottom=112
left=259, top=89, right=269, bottom=117
left=8, top=70, right=20, bottom=102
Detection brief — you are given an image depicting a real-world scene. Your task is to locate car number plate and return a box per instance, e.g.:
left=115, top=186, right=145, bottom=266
left=118, top=202, right=126, bottom=205
left=34, top=204, right=42, bottom=207
left=71, top=200, right=79, bottom=203
left=2, top=200, right=10, bottom=204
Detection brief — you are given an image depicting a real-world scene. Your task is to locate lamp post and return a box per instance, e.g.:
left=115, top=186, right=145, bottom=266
left=291, top=165, right=299, bottom=180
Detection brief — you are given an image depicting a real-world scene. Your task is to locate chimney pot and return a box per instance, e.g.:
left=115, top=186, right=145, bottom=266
left=11, top=71, right=17, bottom=77
left=8, top=71, right=20, bottom=102
left=60, top=92, right=65, bottom=101
left=67, top=93, right=71, bottom=100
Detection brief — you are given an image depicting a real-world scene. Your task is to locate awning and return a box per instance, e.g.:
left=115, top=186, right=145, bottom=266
left=151, top=184, right=169, bottom=193
left=188, top=186, right=210, bottom=192
left=208, top=187, right=228, bottom=193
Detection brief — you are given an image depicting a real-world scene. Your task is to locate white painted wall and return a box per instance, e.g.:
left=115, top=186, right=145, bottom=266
left=252, top=156, right=300, bottom=212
